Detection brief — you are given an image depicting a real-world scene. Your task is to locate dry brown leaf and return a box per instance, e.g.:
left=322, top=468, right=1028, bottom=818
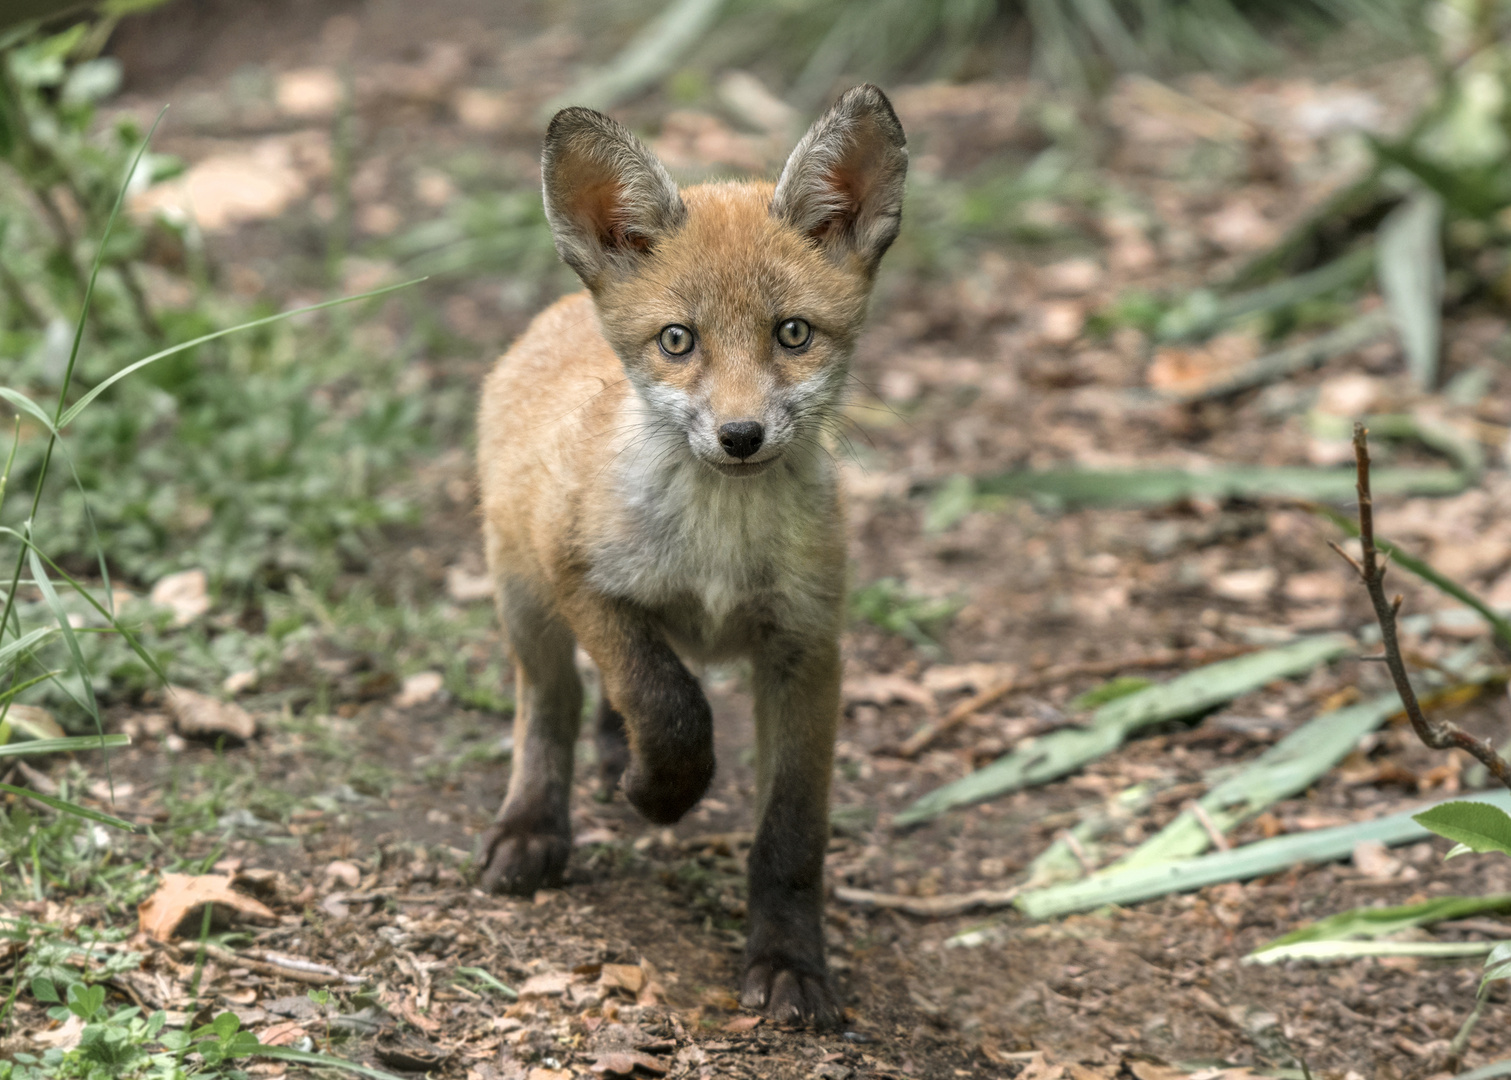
left=841, top=673, right=935, bottom=712
left=165, top=687, right=257, bottom=742
left=590, top=1051, right=669, bottom=1076
left=1128, top=1061, right=1187, bottom=1080
left=598, top=963, right=645, bottom=995
left=518, top=971, right=571, bottom=998
left=258, top=1020, right=308, bottom=1047
left=527, top=1070, right=573, bottom=1080
left=150, top=569, right=210, bottom=626
left=138, top=873, right=276, bottom=942
left=722, top=1014, right=763, bottom=1033
left=395, top=672, right=445, bottom=708
left=1147, top=332, right=1260, bottom=395
left=1019, top=1052, right=1066, bottom=1080
left=4, top=703, right=64, bottom=741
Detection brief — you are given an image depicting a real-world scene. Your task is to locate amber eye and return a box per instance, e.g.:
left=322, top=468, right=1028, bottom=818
left=658, top=324, right=694, bottom=357
left=776, top=318, right=812, bottom=350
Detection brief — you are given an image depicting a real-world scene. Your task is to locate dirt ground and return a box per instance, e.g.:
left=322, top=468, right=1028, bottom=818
left=16, top=1, right=1511, bottom=1077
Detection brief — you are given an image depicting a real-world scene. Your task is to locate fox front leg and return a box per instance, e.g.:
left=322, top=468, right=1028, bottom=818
left=742, top=636, right=842, bottom=1029
left=566, top=592, right=716, bottom=825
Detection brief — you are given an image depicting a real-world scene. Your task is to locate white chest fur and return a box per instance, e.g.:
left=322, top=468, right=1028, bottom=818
left=587, top=445, right=834, bottom=638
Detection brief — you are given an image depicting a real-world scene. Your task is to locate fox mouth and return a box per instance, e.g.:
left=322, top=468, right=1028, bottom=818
left=708, top=454, right=781, bottom=478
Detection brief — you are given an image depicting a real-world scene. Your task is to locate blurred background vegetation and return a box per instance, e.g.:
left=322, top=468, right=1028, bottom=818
left=0, top=0, right=1501, bottom=736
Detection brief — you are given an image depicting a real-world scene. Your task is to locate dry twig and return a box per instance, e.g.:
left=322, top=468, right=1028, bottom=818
left=894, top=645, right=1252, bottom=759
left=1331, top=423, right=1511, bottom=793
left=832, top=884, right=1020, bottom=918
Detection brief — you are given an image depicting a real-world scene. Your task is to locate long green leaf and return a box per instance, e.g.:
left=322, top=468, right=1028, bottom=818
left=1252, top=894, right=1511, bottom=956
left=896, top=635, right=1351, bottom=827
left=974, top=463, right=1466, bottom=507
left=0, top=782, right=135, bottom=830
left=1245, top=940, right=1496, bottom=964
left=0, top=387, right=55, bottom=432
left=26, top=546, right=100, bottom=732
left=0, top=626, right=55, bottom=668
left=0, top=734, right=129, bottom=758
left=1110, top=692, right=1401, bottom=870
left=1012, top=790, right=1511, bottom=921
left=58, top=279, right=423, bottom=429
left=0, top=527, right=168, bottom=685
left=1376, top=189, right=1444, bottom=387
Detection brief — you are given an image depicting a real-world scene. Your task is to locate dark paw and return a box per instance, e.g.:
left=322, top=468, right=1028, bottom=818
left=477, top=817, right=570, bottom=895
left=740, top=958, right=840, bottom=1029
left=622, top=754, right=714, bottom=825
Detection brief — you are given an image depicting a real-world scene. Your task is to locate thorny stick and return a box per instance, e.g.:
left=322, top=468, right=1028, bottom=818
left=1333, top=423, right=1511, bottom=793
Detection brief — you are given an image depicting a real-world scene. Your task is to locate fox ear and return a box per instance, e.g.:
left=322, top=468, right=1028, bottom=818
left=771, top=84, right=908, bottom=273
left=541, top=107, right=686, bottom=288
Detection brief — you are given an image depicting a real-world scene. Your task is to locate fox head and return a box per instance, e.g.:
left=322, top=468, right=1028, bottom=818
left=540, top=85, right=907, bottom=479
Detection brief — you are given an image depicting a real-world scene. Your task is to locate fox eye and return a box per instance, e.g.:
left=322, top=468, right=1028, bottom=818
left=658, top=324, right=694, bottom=357
left=776, top=318, right=812, bottom=350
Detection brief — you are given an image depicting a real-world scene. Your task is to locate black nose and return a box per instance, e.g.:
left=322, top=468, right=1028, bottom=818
left=718, top=420, right=764, bottom=460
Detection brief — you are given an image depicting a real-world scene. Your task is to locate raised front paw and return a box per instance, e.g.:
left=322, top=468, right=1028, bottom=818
left=477, top=816, right=570, bottom=895
left=740, top=955, right=841, bottom=1030
left=622, top=753, right=714, bottom=825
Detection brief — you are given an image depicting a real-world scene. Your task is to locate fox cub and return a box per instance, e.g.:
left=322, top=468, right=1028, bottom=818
left=474, top=85, right=907, bottom=1027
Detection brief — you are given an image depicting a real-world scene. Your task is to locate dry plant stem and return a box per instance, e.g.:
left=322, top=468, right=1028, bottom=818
left=896, top=644, right=1252, bottom=759
left=167, top=940, right=359, bottom=986
left=1336, top=423, right=1511, bottom=793
left=831, top=884, right=1020, bottom=918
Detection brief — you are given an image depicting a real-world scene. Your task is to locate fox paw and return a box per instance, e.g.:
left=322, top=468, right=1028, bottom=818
left=622, top=755, right=714, bottom=825
left=740, top=958, right=840, bottom=1030
left=477, top=818, right=570, bottom=895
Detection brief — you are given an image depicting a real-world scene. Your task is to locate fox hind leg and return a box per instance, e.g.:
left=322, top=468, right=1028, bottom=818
left=478, top=575, right=583, bottom=895
left=592, top=696, right=631, bottom=801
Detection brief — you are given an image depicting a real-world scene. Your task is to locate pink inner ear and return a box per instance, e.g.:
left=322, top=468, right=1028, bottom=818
left=571, top=178, right=652, bottom=254
left=809, top=169, right=860, bottom=241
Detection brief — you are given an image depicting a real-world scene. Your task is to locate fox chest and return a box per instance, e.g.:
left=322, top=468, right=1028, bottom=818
left=585, top=465, right=836, bottom=648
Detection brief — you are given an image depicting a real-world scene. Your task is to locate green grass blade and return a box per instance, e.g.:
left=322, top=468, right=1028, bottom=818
left=1013, top=789, right=1511, bottom=921
left=58, top=278, right=424, bottom=429
left=1253, top=894, right=1511, bottom=953
left=0, top=733, right=129, bottom=757
left=25, top=547, right=109, bottom=780
left=0, top=669, right=64, bottom=705
left=0, top=387, right=56, bottom=433
left=0, top=527, right=168, bottom=685
left=0, top=626, right=55, bottom=667
left=896, top=634, right=1352, bottom=826
left=55, top=106, right=168, bottom=424
left=1245, top=940, right=1497, bottom=964
left=0, top=781, right=135, bottom=830
left=1108, top=691, right=1402, bottom=870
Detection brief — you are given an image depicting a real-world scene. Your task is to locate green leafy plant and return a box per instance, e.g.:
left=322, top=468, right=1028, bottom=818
left=849, top=577, right=961, bottom=656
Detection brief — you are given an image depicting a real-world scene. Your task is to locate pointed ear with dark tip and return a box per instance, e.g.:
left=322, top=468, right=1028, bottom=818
left=770, top=84, right=908, bottom=274
left=541, top=107, right=686, bottom=289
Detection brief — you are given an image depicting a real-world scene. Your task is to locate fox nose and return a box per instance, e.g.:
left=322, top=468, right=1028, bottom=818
left=718, top=420, right=764, bottom=460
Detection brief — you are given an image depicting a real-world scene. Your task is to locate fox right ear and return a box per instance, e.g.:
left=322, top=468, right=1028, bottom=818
left=541, top=108, right=686, bottom=289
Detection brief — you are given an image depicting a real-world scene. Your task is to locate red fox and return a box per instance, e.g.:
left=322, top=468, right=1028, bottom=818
left=474, top=85, right=907, bottom=1027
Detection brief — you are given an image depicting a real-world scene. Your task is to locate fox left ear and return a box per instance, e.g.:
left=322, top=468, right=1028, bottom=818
left=771, top=84, right=908, bottom=274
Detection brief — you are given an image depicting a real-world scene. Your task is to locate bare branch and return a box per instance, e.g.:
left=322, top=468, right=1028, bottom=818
left=1344, top=422, right=1511, bottom=793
